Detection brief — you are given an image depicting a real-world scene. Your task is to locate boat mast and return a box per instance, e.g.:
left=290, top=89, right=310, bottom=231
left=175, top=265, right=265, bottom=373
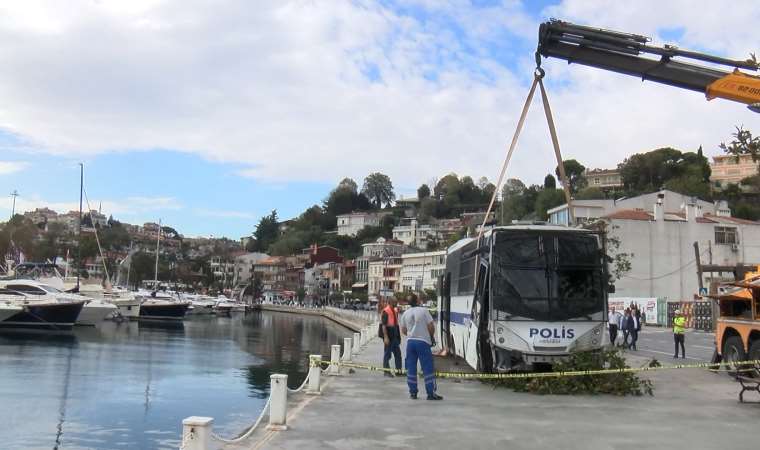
left=77, top=163, right=83, bottom=291
left=153, top=219, right=161, bottom=288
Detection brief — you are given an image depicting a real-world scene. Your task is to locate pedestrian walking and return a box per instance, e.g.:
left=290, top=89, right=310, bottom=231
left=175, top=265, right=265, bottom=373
left=628, top=309, right=639, bottom=351
left=608, top=307, right=621, bottom=346
left=621, top=308, right=632, bottom=348
left=380, top=297, right=402, bottom=377
left=673, top=309, right=686, bottom=358
left=400, top=293, right=442, bottom=400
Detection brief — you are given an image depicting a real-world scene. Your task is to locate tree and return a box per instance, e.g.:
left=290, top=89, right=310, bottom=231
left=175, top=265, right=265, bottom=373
left=543, top=174, right=556, bottom=189
left=417, top=184, right=431, bottom=200
left=556, top=159, right=587, bottom=194
left=575, top=187, right=606, bottom=200
left=253, top=210, right=279, bottom=252
left=720, top=126, right=759, bottom=162
left=534, top=189, right=565, bottom=221
left=337, top=177, right=358, bottom=193
left=362, top=172, right=395, bottom=208
left=251, top=274, right=263, bottom=300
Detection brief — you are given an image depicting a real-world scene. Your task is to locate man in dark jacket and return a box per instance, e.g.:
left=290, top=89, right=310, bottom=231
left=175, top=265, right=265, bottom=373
left=381, top=298, right=402, bottom=377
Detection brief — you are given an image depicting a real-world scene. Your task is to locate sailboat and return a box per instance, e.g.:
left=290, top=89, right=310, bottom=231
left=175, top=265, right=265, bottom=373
left=136, top=220, right=191, bottom=321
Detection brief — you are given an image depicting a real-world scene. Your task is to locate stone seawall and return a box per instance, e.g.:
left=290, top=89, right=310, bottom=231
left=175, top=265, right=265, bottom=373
left=256, top=305, right=375, bottom=333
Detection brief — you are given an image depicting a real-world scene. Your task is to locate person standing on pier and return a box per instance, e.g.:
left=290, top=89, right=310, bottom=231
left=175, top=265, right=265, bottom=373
left=400, top=294, right=443, bottom=401
left=608, top=307, right=621, bottom=346
left=381, top=297, right=402, bottom=377
left=673, top=309, right=687, bottom=359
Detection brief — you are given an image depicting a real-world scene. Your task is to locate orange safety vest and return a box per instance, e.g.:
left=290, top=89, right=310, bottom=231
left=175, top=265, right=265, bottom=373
left=383, top=305, right=398, bottom=327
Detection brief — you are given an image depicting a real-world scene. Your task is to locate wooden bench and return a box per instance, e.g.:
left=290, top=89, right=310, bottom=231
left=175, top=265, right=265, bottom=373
left=737, top=367, right=760, bottom=403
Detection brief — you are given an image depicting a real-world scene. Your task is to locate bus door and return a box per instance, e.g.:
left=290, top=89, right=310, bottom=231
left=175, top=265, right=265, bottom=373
left=465, top=261, right=489, bottom=370
left=439, top=274, right=451, bottom=353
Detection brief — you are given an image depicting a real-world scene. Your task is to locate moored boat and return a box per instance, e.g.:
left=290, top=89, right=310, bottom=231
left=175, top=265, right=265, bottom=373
left=0, top=288, right=85, bottom=331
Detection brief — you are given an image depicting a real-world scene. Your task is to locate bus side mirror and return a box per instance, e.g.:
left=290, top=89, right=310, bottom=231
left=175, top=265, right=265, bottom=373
left=608, top=284, right=616, bottom=294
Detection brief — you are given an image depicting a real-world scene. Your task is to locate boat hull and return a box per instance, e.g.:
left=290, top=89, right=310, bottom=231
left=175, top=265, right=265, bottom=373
left=139, top=302, right=190, bottom=321
left=77, top=301, right=118, bottom=326
left=0, top=302, right=85, bottom=331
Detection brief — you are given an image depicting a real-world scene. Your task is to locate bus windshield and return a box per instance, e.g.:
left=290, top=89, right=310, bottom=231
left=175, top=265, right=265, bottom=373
left=491, top=230, right=605, bottom=321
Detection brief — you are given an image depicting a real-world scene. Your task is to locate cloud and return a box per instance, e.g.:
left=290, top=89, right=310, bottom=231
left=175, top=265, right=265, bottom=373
left=0, top=161, right=29, bottom=175
left=0, top=0, right=757, bottom=193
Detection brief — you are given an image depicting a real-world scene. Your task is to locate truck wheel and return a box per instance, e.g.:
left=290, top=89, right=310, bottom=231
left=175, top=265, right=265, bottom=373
left=723, top=336, right=747, bottom=374
left=748, top=340, right=760, bottom=378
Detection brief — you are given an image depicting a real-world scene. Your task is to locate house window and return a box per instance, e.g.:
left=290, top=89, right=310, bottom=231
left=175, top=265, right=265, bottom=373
left=593, top=178, right=600, bottom=185
left=715, top=226, right=738, bottom=245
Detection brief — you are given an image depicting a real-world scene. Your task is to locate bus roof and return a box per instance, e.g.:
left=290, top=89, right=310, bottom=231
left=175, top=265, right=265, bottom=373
left=483, top=224, right=592, bottom=235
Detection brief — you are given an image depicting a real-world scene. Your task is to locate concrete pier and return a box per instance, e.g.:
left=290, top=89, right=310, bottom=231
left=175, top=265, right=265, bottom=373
left=222, top=331, right=759, bottom=450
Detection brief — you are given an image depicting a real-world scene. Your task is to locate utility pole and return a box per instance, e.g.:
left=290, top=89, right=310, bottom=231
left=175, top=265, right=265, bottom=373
left=10, top=190, right=18, bottom=219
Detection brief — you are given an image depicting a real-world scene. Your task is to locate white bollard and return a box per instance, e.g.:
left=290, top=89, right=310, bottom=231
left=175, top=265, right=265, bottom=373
left=342, top=337, right=352, bottom=362
left=306, top=355, right=322, bottom=395
left=329, top=344, right=341, bottom=376
left=181, top=416, right=213, bottom=450
left=360, top=329, right=367, bottom=346
left=353, top=332, right=361, bottom=354
left=268, top=374, right=288, bottom=431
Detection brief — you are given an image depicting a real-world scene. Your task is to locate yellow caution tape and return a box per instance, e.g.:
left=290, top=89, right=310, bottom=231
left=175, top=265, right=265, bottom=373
left=319, top=359, right=760, bottom=380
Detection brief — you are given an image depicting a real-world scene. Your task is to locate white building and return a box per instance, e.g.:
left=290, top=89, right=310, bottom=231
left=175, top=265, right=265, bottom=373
left=605, top=196, right=760, bottom=301
left=368, top=257, right=402, bottom=296
left=392, top=218, right=438, bottom=249
left=548, top=190, right=726, bottom=226
left=233, top=252, right=269, bottom=285
left=400, top=251, right=446, bottom=292
left=336, top=212, right=385, bottom=236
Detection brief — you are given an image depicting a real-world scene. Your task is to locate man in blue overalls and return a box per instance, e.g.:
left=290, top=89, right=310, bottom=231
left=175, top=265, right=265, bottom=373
left=400, top=293, right=443, bottom=400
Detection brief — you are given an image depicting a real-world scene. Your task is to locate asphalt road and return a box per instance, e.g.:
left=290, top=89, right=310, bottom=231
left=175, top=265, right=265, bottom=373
left=614, top=326, right=716, bottom=362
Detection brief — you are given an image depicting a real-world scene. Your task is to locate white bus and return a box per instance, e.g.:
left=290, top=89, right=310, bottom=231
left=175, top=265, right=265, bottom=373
left=438, top=225, right=609, bottom=371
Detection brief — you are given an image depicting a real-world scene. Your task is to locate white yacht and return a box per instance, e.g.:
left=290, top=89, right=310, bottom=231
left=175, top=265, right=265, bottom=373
left=0, top=288, right=85, bottom=331
left=0, top=279, right=116, bottom=326
left=185, top=294, right=217, bottom=316
left=214, top=296, right=246, bottom=315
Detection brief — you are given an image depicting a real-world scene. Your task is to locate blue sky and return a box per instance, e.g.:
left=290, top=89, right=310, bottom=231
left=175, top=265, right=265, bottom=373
left=1, top=0, right=757, bottom=238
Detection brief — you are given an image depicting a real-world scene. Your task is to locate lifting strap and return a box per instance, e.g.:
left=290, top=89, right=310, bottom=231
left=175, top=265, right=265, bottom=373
left=478, top=70, right=574, bottom=244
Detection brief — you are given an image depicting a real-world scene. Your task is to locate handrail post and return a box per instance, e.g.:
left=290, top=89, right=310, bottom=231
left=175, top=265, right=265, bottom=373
left=181, top=416, right=213, bottom=450
left=329, top=344, right=341, bottom=376
left=342, top=337, right=352, bottom=362
left=353, top=332, right=361, bottom=354
left=267, top=374, right=288, bottom=431
left=306, top=355, right=322, bottom=395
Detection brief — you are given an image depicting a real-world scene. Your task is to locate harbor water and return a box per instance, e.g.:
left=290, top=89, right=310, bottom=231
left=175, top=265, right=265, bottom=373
left=0, top=311, right=351, bottom=449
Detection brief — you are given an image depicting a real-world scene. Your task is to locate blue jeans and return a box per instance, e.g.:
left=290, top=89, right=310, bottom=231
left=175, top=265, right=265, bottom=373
left=383, top=337, right=402, bottom=371
left=406, top=339, right=435, bottom=397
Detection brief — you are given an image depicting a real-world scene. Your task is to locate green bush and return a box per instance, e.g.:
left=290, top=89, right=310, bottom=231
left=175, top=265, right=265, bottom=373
left=489, top=348, right=654, bottom=396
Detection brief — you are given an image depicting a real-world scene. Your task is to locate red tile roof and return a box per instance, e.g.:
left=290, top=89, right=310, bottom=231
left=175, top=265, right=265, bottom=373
left=604, top=209, right=652, bottom=221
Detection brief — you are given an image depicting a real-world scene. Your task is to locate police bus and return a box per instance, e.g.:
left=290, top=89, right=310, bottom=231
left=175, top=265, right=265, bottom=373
left=438, top=225, right=609, bottom=371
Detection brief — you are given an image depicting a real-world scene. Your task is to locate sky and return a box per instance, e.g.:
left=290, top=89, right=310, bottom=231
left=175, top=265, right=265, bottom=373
left=0, top=0, right=758, bottom=238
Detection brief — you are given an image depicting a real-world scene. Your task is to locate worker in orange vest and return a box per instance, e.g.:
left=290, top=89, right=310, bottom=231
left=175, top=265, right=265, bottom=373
left=381, top=298, right=402, bottom=377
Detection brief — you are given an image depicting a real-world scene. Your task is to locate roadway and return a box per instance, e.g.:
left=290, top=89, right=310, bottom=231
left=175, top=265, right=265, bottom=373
left=618, top=326, right=716, bottom=362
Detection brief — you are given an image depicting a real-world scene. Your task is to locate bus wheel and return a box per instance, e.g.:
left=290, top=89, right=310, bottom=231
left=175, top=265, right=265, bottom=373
left=723, top=336, right=746, bottom=375
left=748, top=340, right=760, bottom=378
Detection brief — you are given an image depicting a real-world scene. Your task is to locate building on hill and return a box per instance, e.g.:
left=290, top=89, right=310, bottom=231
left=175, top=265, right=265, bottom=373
left=710, top=154, right=759, bottom=187
left=253, top=256, right=287, bottom=292
left=301, top=244, right=343, bottom=266
left=392, top=218, right=436, bottom=249
left=354, top=237, right=406, bottom=291
left=548, top=190, right=727, bottom=226
left=400, top=251, right=446, bottom=292
left=603, top=193, right=760, bottom=302
left=368, top=256, right=402, bottom=297
left=48, top=211, right=80, bottom=233
left=233, top=252, right=269, bottom=285
left=336, top=211, right=388, bottom=236
left=24, top=207, right=58, bottom=226
left=585, top=168, right=623, bottom=190
left=395, top=196, right=420, bottom=218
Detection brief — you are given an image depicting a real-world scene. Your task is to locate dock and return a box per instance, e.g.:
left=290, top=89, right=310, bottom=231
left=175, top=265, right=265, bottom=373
left=182, top=310, right=759, bottom=450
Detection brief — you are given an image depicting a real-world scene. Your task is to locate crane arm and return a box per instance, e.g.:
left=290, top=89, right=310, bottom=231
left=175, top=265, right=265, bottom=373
left=537, top=20, right=760, bottom=112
